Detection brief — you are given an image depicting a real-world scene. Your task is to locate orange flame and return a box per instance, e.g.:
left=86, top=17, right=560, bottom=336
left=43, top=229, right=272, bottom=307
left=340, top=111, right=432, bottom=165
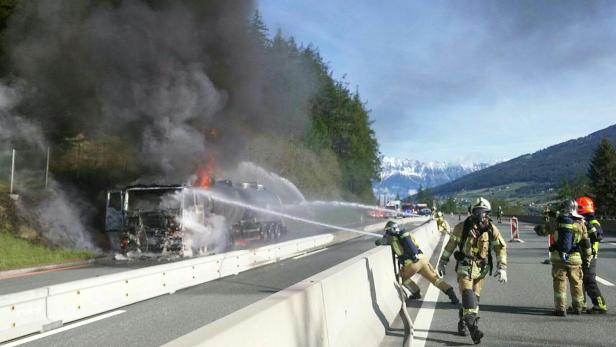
left=195, top=157, right=215, bottom=188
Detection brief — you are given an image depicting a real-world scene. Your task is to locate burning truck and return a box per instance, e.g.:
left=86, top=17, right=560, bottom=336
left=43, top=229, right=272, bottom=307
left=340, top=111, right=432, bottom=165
left=104, top=180, right=287, bottom=257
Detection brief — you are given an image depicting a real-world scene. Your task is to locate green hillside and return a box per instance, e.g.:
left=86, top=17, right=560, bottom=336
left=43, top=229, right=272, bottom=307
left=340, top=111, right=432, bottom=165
left=433, top=124, right=616, bottom=196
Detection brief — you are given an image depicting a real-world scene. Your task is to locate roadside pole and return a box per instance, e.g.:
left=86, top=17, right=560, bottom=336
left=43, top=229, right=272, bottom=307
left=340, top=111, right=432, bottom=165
left=45, top=146, right=50, bottom=189
left=9, top=148, right=15, bottom=194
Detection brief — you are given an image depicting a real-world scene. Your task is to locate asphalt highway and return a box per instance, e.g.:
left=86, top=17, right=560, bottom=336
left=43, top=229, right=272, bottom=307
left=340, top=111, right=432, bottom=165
left=407, top=216, right=616, bottom=347
left=4, top=219, right=425, bottom=347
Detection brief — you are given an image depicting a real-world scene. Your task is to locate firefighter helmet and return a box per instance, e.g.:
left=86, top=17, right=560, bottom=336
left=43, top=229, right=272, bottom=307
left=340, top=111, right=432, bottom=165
left=437, top=211, right=443, bottom=218
left=384, top=220, right=401, bottom=235
left=560, top=199, right=583, bottom=219
left=576, top=196, right=595, bottom=215
left=472, top=197, right=491, bottom=213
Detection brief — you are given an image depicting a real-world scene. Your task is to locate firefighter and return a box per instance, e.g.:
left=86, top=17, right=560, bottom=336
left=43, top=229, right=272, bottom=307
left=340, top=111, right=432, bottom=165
left=543, top=204, right=552, bottom=223
left=496, top=206, right=503, bottom=223
left=435, top=211, right=451, bottom=235
left=437, top=197, right=507, bottom=344
left=576, top=196, right=607, bottom=314
left=546, top=200, right=592, bottom=316
left=376, top=220, right=459, bottom=304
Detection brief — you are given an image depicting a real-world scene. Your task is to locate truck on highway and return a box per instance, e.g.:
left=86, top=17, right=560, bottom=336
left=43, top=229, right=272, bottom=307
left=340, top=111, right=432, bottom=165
left=104, top=180, right=286, bottom=257
left=385, top=200, right=403, bottom=218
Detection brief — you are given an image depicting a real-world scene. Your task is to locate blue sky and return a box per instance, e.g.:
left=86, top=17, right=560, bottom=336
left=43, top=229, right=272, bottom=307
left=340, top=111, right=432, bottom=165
left=259, top=1, right=616, bottom=163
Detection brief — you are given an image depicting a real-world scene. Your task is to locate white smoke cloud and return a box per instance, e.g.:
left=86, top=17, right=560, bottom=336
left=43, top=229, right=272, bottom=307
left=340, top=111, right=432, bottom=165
left=1, top=83, right=97, bottom=250
left=181, top=213, right=228, bottom=256
left=32, top=179, right=98, bottom=250
left=225, top=161, right=306, bottom=204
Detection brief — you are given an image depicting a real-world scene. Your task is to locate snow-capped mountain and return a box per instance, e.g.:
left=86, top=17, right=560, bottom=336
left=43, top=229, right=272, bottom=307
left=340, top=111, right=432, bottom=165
left=374, top=156, right=493, bottom=197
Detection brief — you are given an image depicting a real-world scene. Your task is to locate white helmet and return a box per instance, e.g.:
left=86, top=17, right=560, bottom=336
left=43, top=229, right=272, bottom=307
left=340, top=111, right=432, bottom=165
left=472, top=197, right=491, bottom=213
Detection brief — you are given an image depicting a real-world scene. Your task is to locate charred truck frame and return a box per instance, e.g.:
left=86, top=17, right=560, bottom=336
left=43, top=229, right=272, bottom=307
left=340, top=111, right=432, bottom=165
left=104, top=181, right=287, bottom=256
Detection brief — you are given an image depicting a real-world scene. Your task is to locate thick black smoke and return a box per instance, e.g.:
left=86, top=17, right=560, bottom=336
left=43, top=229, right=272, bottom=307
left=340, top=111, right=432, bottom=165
left=1, top=0, right=320, bottom=249
left=6, top=0, right=316, bottom=180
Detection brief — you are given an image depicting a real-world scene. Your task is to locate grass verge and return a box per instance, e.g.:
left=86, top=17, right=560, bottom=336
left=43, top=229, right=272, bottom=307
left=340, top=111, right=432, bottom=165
left=0, top=232, right=95, bottom=271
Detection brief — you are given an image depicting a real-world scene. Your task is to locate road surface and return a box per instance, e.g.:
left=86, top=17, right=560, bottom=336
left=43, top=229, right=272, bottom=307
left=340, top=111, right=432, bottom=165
left=403, top=216, right=616, bottom=347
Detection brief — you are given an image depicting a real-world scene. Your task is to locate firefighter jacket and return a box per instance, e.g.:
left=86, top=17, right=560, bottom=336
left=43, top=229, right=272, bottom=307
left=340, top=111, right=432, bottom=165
left=436, top=217, right=451, bottom=235
left=584, top=215, right=603, bottom=259
left=546, top=217, right=591, bottom=265
left=376, top=230, right=423, bottom=265
left=440, top=218, right=507, bottom=279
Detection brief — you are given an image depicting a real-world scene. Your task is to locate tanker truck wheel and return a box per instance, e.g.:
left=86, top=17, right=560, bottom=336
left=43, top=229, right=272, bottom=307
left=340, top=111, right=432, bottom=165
left=273, top=223, right=282, bottom=240
left=260, top=224, right=270, bottom=241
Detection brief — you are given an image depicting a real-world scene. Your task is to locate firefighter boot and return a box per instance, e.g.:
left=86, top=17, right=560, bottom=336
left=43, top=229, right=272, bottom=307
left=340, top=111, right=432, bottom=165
left=588, top=296, right=607, bottom=314
left=567, top=306, right=583, bottom=315
left=464, top=314, right=483, bottom=344
left=405, top=290, right=421, bottom=306
left=554, top=309, right=566, bottom=317
left=457, top=308, right=467, bottom=336
left=409, top=290, right=422, bottom=300
left=445, top=287, right=459, bottom=304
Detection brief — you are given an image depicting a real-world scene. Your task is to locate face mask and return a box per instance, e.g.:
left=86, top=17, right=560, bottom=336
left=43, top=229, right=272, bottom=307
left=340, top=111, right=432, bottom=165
left=472, top=210, right=488, bottom=226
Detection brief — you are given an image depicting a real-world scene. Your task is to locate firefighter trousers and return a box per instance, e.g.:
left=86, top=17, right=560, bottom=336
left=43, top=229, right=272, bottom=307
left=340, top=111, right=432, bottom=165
left=401, top=257, right=452, bottom=294
left=458, top=275, right=486, bottom=316
left=552, top=262, right=584, bottom=311
left=583, top=258, right=606, bottom=307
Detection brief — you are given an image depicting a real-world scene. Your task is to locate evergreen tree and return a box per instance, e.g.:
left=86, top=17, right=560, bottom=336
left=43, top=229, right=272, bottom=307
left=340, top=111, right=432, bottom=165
left=248, top=10, right=270, bottom=48
left=557, top=178, right=573, bottom=200
left=415, top=186, right=434, bottom=205
left=588, top=138, right=616, bottom=215
left=0, top=0, right=18, bottom=76
left=439, top=196, right=457, bottom=213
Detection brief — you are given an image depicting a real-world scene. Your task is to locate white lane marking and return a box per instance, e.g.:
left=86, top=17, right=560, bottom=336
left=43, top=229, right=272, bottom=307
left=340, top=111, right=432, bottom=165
left=596, top=276, right=615, bottom=287
left=293, top=248, right=328, bottom=260
left=411, top=234, right=449, bottom=347
left=2, top=310, right=126, bottom=347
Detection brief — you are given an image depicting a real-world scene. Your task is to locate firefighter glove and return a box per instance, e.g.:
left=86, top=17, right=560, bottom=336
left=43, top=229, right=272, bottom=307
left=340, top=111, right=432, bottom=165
left=494, top=269, right=507, bottom=283
left=437, top=260, right=447, bottom=277
left=374, top=237, right=387, bottom=246
left=560, top=252, right=569, bottom=263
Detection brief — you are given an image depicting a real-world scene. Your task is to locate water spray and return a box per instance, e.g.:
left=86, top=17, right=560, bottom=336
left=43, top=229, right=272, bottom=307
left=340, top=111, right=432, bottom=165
left=196, top=191, right=383, bottom=238
left=295, top=200, right=401, bottom=215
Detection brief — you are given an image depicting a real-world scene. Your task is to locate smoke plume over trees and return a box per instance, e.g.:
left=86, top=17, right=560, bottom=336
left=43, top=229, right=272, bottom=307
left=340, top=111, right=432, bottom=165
left=0, top=0, right=381, bottom=246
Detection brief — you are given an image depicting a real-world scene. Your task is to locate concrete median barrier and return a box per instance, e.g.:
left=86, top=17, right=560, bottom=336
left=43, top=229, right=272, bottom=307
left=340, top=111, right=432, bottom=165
left=0, top=218, right=418, bottom=343
left=0, top=288, right=51, bottom=342
left=164, top=219, right=439, bottom=347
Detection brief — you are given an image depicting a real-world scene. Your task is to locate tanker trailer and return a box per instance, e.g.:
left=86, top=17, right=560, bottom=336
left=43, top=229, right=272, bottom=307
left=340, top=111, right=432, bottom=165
left=233, top=182, right=287, bottom=242
left=204, top=180, right=287, bottom=244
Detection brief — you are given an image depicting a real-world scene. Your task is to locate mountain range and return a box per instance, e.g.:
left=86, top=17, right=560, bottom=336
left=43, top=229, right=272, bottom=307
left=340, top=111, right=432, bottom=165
left=373, top=157, right=492, bottom=197
left=431, top=124, right=616, bottom=196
